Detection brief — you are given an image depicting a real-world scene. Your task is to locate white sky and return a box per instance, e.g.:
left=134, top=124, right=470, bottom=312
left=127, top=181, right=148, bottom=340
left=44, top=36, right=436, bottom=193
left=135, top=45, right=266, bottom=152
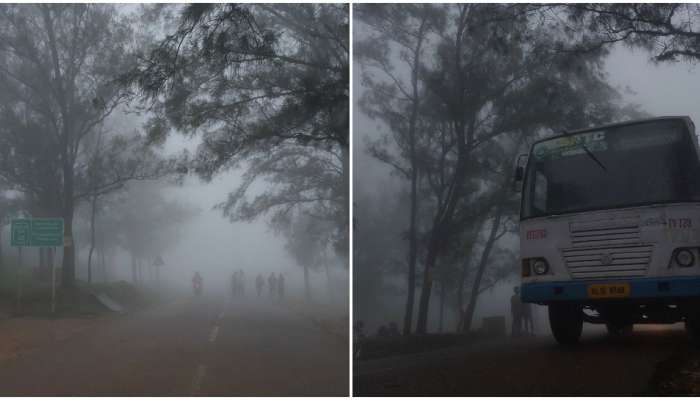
left=606, top=45, right=700, bottom=123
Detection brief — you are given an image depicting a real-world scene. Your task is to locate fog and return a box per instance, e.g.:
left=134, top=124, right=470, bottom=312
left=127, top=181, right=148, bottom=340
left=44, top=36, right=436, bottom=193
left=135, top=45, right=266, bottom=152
left=0, top=4, right=348, bottom=395
left=353, top=4, right=700, bottom=339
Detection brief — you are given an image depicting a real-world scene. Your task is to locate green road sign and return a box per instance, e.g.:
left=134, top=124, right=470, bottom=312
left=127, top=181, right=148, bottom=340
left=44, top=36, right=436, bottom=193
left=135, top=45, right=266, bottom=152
left=11, top=219, right=30, bottom=246
left=31, top=218, right=64, bottom=247
left=11, top=218, right=64, bottom=247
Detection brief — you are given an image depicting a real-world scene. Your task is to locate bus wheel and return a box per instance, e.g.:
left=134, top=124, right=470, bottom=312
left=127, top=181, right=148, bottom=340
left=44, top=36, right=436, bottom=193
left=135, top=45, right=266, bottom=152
left=605, top=322, right=633, bottom=336
left=548, top=303, right=583, bottom=345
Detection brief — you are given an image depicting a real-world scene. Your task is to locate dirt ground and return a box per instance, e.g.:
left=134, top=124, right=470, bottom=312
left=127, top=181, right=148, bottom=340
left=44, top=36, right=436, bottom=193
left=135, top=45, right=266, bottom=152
left=0, top=316, right=105, bottom=363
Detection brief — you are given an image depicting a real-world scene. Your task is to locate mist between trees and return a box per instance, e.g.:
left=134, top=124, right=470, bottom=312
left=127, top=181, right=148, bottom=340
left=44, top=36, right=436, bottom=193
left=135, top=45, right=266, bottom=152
left=354, top=3, right=700, bottom=335
left=0, top=4, right=348, bottom=305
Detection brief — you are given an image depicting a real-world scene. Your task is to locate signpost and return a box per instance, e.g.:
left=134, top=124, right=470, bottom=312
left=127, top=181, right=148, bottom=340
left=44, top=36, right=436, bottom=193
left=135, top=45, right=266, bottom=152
left=11, top=218, right=64, bottom=314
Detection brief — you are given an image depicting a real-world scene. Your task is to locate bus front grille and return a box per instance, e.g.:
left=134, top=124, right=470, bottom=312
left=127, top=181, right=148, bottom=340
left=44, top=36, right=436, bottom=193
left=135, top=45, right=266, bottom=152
left=569, top=220, right=640, bottom=247
left=562, top=244, right=652, bottom=280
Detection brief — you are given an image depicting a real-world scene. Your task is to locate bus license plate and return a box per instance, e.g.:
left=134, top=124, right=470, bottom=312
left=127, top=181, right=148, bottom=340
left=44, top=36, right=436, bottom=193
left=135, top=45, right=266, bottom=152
left=587, top=283, right=630, bottom=299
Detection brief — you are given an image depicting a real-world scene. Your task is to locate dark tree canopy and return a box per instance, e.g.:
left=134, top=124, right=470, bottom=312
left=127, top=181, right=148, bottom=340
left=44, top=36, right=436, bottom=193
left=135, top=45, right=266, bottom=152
left=562, top=4, right=700, bottom=63
left=124, top=4, right=349, bottom=256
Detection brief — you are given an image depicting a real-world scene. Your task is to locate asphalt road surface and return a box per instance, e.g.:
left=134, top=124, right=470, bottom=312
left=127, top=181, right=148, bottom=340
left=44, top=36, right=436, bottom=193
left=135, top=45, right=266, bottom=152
left=355, top=324, right=689, bottom=396
left=0, top=293, right=348, bottom=396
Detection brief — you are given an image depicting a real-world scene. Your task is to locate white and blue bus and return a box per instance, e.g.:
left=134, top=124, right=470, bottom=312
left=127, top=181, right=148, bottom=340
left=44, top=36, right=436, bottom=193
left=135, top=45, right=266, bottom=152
left=516, top=116, right=700, bottom=344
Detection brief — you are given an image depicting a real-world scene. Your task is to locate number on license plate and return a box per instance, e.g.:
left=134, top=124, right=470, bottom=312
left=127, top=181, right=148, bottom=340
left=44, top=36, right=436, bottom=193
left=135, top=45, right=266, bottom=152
left=587, top=283, right=630, bottom=299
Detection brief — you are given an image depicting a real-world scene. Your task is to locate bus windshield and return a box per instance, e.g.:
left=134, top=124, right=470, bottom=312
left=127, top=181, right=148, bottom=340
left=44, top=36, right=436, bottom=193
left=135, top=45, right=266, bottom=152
left=521, top=119, right=700, bottom=219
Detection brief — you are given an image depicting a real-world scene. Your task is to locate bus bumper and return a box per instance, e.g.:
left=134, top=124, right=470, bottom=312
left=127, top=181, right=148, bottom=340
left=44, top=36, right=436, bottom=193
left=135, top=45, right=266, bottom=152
left=521, top=276, right=700, bottom=303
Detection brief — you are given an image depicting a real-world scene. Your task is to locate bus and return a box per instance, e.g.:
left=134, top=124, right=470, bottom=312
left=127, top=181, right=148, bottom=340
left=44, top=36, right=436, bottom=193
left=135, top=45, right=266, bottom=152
left=516, top=116, right=700, bottom=345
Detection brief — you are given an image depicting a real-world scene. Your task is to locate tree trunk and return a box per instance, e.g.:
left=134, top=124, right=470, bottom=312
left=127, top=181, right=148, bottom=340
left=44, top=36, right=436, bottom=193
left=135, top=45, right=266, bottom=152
left=402, top=19, right=429, bottom=337
left=87, top=195, right=97, bottom=285
left=99, top=248, right=106, bottom=282
left=438, top=280, right=446, bottom=333
left=61, top=160, right=76, bottom=288
left=404, top=165, right=419, bottom=336
left=44, top=6, right=76, bottom=289
left=0, top=227, right=3, bottom=274
left=462, top=203, right=507, bottom=333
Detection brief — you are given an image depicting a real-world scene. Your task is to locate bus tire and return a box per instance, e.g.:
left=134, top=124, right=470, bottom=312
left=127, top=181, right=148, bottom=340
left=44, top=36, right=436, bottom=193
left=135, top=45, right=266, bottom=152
left=548, top=303, right=583, bottom=345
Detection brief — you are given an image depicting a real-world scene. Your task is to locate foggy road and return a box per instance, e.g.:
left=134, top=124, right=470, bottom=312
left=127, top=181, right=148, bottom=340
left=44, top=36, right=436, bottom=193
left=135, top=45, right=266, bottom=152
left=0, top=294, right=348, bottom=396
left=355, top=325, right=688, bottom=396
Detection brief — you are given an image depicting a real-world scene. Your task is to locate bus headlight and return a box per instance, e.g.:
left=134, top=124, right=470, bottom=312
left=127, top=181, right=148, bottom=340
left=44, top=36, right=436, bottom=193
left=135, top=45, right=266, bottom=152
left=675, top=249, right=695, bottom=267
left=532, top=259, right=549, bottom=275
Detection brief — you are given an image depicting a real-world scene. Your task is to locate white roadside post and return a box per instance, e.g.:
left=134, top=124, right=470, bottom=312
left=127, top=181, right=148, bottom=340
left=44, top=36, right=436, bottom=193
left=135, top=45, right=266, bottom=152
left=51, top=246, right=56, bottom=314
left=16, top=246, right=22, bottom=313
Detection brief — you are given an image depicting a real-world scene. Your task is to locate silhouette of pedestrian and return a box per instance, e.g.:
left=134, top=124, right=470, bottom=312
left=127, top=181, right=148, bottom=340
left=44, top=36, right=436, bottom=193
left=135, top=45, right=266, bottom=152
left=268, top=273, right=277, bottom=297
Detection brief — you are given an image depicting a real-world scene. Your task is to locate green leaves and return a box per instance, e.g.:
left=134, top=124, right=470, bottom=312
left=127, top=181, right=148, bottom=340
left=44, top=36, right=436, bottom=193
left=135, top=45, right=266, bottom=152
left=123, top=4, right=348, bottom=256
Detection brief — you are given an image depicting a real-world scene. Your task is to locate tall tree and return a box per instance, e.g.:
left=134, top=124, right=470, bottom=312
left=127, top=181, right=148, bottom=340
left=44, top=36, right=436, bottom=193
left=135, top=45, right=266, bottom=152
left=355, top=3, right=444, bottom=335
left=0, top=4, right=136, bottom=287
left=412, top=4, right=639, bottom=333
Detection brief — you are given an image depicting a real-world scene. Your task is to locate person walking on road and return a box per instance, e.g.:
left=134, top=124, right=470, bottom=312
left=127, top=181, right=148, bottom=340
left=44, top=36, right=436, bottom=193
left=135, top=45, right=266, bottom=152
left=268, top=273, right=277, bottom=297
left=278, top=274, right=285, bottom=301
left=511, top=286, right=523, bottom=337
left=256, top=274, right=264, bottom=297
left=239, top=269, right=246, bottom=296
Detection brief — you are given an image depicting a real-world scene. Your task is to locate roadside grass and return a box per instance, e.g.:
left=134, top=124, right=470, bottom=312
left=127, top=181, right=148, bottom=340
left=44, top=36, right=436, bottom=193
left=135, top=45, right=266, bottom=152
left=0, top=263, right=162, bottom=318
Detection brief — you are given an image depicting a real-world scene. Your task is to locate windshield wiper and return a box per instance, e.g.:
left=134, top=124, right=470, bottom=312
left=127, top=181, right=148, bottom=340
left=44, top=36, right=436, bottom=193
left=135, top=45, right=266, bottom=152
left=581, top=144, right=607, bottom=172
